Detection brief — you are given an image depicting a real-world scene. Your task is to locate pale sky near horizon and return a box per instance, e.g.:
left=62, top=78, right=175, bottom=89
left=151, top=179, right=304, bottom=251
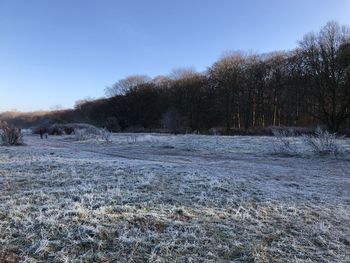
left=0, top=0, right=350, bottom=112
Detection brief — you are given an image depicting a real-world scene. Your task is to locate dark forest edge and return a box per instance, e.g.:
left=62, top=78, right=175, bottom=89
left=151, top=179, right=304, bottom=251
left=1, top=21, right=350, bottom=135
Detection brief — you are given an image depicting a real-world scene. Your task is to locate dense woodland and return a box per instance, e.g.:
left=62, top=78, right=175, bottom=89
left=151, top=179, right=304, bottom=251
left=2, top=21, right=350, bottom=134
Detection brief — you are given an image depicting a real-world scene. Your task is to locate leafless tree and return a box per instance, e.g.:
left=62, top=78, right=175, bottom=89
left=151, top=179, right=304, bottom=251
left=5, top=21, right=350, bottom=134
left=105, top=75, right=151, bottom=97
left=209, top=52, right=245, bottom=132
left=152, top=75, right=172, bottom=88
left=169, top=67, right=197, bottom=80
left=299, top=21, right=350, bottom=132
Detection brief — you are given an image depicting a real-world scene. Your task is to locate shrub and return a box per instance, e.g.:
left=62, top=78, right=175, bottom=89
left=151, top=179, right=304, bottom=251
left=302, top=127, right=343, bottom=156
left=127, top=134, right=138, bottom=144
left=0, top=126, right=24, bottom=146
left=74, top=129, right=91, bottom=141
left=74, top=127, right=112, bottom=142
left=48, top=124, right=65, bottom=135
left=272, top=128, right=297, bottom=155
left=100, top=128, right=112, bottom=143
left=272, top=127, right=344, bottom=156
left=33, top=123, right=101, bottom=136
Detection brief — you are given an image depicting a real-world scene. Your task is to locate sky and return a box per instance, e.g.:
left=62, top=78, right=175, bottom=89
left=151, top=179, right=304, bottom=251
left=0, top=0, right=349, bottom=112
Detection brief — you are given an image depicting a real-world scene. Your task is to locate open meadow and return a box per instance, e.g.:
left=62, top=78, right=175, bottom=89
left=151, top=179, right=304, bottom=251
left=0, top=133, right=349, bottom=262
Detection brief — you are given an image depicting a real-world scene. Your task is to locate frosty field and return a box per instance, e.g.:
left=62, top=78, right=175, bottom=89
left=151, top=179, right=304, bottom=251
left=0, top=133, right=349, bottom=262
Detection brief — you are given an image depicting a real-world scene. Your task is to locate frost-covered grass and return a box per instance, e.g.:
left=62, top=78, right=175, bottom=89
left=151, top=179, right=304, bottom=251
left=0, top=134, right=349, bottom=262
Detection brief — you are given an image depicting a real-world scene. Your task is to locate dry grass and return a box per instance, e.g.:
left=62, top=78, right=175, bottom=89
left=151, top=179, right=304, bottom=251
left=0, top=134, right=349, bottom=262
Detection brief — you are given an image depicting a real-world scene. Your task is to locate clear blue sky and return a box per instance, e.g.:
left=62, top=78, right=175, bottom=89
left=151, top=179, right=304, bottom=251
left=0, top=0, right=349, bottom=112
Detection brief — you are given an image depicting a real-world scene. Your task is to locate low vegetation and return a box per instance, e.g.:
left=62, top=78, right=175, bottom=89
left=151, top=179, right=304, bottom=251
left=302, top=127, right=343, bottom=156
left=74, top=127, right=112, bottom=143
left=273, top=127, right=344, bottom=156
left=0, top=133, right=349, bottom=262
left=0, top=125, right=24, bottom=146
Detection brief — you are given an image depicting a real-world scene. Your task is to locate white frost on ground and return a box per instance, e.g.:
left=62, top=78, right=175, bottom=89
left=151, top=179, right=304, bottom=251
left=0, top=133, right=349, bottom=262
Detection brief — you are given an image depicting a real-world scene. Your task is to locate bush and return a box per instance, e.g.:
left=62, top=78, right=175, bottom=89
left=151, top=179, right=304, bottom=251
left=48, top=124, right=65, bottom=135
left=272, top=128, right=297, bottom=155
left=127, top=134, right=138, bottom=144
left=100, top=128, right=112, bottom=143
left=74, top=127, right=112, bottom=142
left=302, top=127, right=343, bottom=156
left=33, top=123, right=101, bottom=136
left=272, top=127, right=344, bottom=156
left=0, top=126, right=24, bottom=146
left=74, top=129, right=92, bottom=141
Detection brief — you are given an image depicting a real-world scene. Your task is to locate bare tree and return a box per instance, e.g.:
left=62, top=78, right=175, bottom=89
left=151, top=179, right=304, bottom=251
left=161, top=108, right=183, bottom=133
left=169, top=67, right=197, bottom=80
left=240, top=54, right=266, bottom=129
left=209, top=52, right=245, bottom=132
left=265, top=52, right=290, bottom=127
left=105, top=75, right=151, bottom=97
left=299, top=21, right=350, bottom=132
left=152, top=75, right=172, bottom=88
left=5, top=21, right=350, bottom=134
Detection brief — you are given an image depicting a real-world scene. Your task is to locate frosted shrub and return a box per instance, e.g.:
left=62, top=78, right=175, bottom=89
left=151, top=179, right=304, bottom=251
left=302, top=127, right=342, bottom=156
left=100, top=128, right=112, bottom=143
left=74, top=127, right=113, bottom=142
left=74, top=128, right=90, bottom=141
left=0, top=126, right=24, bottom=146
left=127, top=135, right=138, bottom=144
left=272, top=128, right=297, bottom=155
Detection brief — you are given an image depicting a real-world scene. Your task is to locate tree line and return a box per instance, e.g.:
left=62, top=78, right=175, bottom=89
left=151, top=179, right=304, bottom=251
left=3, top=21, right=350, bottom=134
